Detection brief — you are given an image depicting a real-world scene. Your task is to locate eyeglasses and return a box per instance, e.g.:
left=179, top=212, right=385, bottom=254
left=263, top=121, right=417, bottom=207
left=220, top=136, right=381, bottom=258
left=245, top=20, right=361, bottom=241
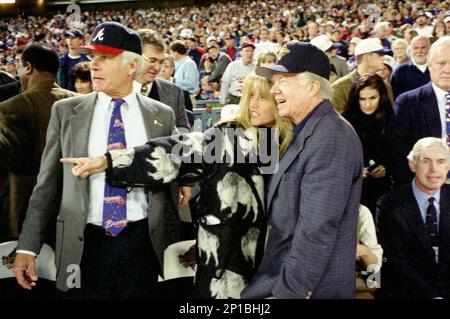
left=142, top=54, right=165, bottom=66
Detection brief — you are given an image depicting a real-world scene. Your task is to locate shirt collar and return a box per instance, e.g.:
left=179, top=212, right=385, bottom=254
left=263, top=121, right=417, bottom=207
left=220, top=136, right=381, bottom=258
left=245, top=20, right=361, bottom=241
left=411, top=58, right=428, bottom=73
left=431, top=82, right=449, bottom=102
left=132, top=80, right=153, bottom=96
left=412, top=178, right=441, bottom=206
left=97, top=91, right=137, bottom=111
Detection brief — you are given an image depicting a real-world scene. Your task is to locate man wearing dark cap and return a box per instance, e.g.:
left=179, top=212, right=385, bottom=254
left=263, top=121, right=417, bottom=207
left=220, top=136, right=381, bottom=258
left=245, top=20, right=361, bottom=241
left=57, top=29, right=90, bottom=91
left=241, top=41, right=363, bottom=299
left=201, top=43, right=232, bottom=86
left=219, top=42, right=255, bottom=105
left=0, top=44, right=77, bottom=240
left=13, top=22, right=176, bottom=299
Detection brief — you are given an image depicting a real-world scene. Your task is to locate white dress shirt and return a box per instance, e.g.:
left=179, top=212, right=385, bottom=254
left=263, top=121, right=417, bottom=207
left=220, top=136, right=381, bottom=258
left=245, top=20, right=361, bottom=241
left=411, top=58, right=428, bottom=73
left=133, top=80, right=153, bottom=96
left=431, top=82, right=448, bottom=139
left=87, top=91, right=149, bottom=225
left=17, top=91, right=150, bottom=256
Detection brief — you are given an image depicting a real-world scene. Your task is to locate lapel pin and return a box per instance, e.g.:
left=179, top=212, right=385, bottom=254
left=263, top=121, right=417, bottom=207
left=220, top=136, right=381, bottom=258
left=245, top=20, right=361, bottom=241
left=154, top=119, right=163, bottom=127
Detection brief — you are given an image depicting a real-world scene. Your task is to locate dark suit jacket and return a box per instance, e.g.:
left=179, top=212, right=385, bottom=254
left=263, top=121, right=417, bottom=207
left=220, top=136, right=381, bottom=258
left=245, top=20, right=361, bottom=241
left=242, top=100, right=363, bottom=299
left=0, top=80, right=21, bottom=102
left=376, top=184, right=450, bottom=299
left=390, top=61, right=430, bottom=98
left=390, top=83, right=441, bottom=186
left=149, top=78, right=189, bottom=129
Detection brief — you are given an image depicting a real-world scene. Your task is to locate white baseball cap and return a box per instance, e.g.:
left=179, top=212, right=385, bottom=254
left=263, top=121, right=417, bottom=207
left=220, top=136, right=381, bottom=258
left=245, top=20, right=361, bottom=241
left=220, top=104, right=240, bottom=121
left=355, top=38, right=389, bottom=56
left=444, top=16, right=450, bottom=23
left=382, top=55, right=395, bottom=70
left=310, top=34, right=340, bottom=52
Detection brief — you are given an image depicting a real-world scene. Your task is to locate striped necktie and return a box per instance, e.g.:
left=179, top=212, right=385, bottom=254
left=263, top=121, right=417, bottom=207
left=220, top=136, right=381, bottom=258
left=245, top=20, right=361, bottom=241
left=446, top=92, right=450, bottom=178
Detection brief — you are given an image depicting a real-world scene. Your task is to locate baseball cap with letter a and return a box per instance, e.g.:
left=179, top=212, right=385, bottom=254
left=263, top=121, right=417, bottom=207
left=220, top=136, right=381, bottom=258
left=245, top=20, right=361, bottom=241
left=80, top=22, right=142, bottom=55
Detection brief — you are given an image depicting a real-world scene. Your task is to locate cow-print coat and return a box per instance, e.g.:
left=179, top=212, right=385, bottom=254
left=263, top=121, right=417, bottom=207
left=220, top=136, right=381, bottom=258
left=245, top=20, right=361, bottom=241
left=105, top=122, right=267, bottom=299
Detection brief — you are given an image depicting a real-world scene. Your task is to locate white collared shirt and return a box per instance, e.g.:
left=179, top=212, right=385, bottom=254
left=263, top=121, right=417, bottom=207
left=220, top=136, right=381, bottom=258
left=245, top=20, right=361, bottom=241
left=86, top=91, right=149, bottom=225
left=133, top=80, right=153, bottom=96
left=411, top=58, right=428, bottom=73
left=431, top=82, right=448, bottom=139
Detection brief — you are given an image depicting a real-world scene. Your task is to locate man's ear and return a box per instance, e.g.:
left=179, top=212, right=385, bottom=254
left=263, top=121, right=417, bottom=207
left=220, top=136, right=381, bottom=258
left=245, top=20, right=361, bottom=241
left=308, top=80, right=320, bottom=97
left=128, top=59, right=138, bottom=77
left=23, top=62, right=33, bottom=75
left=408, top=160, right=416, bottom=173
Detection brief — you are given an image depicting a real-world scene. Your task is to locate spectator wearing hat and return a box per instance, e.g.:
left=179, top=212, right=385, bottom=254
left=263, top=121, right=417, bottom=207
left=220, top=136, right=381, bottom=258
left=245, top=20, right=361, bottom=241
left=391, top=39, right=410, bottom=70
left=390, top=35, right=431, bottom=98
left=311, top=35, right=348, bottom=83
left=12, top=22, right=178, bottom=299
left=186, top=36, right=205, bottom=69
left=201, top=43, right=232, bottom=86
left=445, top=15, right=450, bottom=33
left=169, top=40, right=200, bottom=96
left=0, top=44, right=77, bottom=240
left=56, top=29, right=90, bottom=92
left=221, top=35, right=240, bottom=61
left=390, top=36, right=450, bottom=187
left=376, top=55, right=395, bottom=83
left=220, top=42, right=255, bottom=105
left=347, top=37, right=361, bottom=72
left=331, top=38, right=394, bottom=113
left=413, top=11, right=434, bottom=37
left=241, top=41, right=363, bottom=299
left=330, top=29, right=348, bottom=59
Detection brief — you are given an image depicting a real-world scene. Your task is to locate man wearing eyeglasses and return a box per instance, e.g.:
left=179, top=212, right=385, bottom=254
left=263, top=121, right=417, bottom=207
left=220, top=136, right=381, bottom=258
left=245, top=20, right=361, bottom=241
left=133, top=29, right=189, bottom=129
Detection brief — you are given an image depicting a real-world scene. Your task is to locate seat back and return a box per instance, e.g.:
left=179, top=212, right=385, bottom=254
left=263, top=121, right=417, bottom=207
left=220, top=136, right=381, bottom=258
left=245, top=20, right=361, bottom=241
left=0, top=241, right=57, bottom=281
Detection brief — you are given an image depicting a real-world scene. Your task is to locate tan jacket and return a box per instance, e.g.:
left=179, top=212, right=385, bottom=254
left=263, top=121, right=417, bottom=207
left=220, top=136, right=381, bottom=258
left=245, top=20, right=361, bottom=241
left=0, top=81, right=77, bottom=237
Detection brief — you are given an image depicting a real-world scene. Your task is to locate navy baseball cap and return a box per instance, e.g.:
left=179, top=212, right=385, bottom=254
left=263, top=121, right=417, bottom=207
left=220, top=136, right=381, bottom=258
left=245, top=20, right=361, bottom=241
left=80, top=22, right=142, bottom=55
left=64, top=29, right=84, bottom=38
left=256, top=41, right=330, bottom=79
left=240, top=42, right=255, bottom=50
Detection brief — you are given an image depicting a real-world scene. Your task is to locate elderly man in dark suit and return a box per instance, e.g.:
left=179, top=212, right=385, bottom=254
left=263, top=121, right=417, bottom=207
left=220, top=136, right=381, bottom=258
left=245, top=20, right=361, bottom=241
left=241, top=41, right=363, bottom=299
left=0, top=44, right=77, bottom=239
left=377, top=137, right=450, bottom=299
left=390, top=36, right=450, bottom=186
left=12, top=22, right=176, bottom=298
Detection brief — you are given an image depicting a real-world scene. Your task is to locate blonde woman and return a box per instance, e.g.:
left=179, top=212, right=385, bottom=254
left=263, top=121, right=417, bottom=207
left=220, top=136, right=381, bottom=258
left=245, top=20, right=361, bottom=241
left=61, top=74, right=293, bottom=299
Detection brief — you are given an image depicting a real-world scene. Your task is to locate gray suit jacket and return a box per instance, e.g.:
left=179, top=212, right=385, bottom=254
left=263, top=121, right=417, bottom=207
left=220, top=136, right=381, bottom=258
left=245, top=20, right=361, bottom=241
left=16, top=92, right=176, bottom=291
left=153, top=78, right=189, bottom=129
left=241, top=100, right=363, bottom=299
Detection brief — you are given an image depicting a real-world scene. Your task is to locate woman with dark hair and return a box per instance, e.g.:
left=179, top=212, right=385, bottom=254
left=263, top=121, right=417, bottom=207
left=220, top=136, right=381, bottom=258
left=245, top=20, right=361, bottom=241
left=343, top=73, right=393, bottom=218
left=70, top=61, right=92, bottom=94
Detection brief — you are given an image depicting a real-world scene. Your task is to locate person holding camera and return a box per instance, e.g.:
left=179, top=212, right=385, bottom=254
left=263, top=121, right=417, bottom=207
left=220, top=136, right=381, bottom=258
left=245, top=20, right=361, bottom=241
left=343, top=73, right=394, bottom=218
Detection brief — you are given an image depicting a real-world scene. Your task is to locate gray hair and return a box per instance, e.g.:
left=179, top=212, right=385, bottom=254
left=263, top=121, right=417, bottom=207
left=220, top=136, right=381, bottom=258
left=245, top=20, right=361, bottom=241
left=297, top=71, right=331, bottom=99
left=428, top=36, right=450, bottom=61
left=121, top=50, right=143, bottom=79
left=391, top=38, right=408, bottom=49
left=407, top=137, right=450, bottom=164
left=374, top=22, right=390, bottom=34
